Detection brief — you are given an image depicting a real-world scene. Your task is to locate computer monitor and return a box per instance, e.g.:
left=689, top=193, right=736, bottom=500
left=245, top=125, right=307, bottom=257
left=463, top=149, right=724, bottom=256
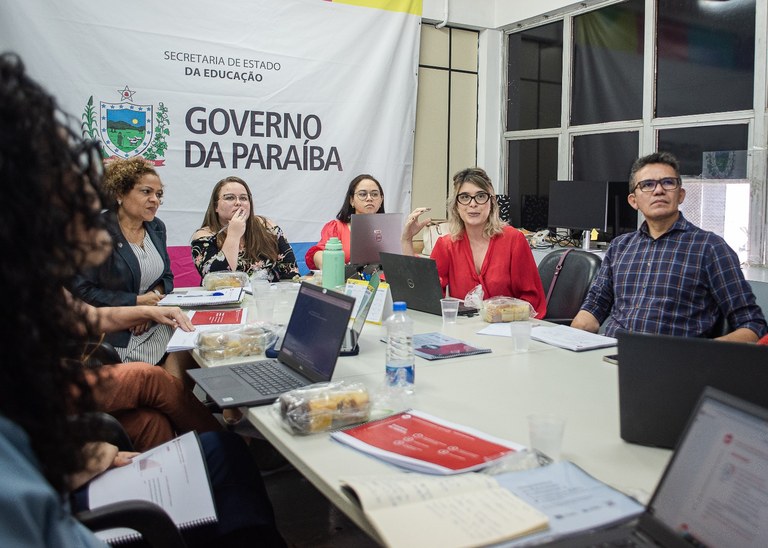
left=547, top=180, right=637, bottom=243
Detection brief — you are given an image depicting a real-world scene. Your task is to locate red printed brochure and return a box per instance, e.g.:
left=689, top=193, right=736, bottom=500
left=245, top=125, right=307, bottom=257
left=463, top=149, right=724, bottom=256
left=331, top=410, right=522, bottom=474
left=190, top=309, right=244, bottom=326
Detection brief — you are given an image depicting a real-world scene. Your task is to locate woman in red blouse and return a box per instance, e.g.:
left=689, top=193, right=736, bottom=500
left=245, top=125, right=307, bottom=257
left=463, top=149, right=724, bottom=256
left=304, top=174, right=385, bottom=270
left=401, top=167, right=546, bottom=317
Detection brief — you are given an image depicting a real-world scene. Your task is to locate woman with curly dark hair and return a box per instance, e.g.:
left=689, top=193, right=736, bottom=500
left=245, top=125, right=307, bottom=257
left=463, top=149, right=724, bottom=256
left=72, top=156, right=183, bottom=368
left=0, top=53, right=284, bottom=546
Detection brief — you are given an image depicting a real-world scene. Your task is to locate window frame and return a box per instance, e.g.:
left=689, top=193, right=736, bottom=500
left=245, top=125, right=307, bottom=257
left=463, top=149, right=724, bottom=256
left=502, top=0, right=768, bottom=265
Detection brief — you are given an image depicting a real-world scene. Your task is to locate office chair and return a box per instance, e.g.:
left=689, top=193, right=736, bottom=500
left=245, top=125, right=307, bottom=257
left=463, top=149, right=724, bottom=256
left=81, top=339, right=122, bottom=367
left=708, top=313, right=731, bottom=338
left=538, top=249, right=602, bottom=325
left=77, top=500, right=188, bottom=547
left=496, top=194, right=512, bottom=224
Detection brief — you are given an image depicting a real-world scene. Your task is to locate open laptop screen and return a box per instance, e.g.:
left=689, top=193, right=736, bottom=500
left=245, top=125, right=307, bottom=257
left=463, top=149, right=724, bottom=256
left=279, top=283, right=354, bottom=383
left=647, top=389, right=768, bottom=546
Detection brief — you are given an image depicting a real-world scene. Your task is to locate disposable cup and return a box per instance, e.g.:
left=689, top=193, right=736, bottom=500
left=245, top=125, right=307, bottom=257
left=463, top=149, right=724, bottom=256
left=251, top=279, right=271, bottom=296
left=440, top=298, right=460, bottom=324
left=527, top=413, right=566, bottom=461
left=254, top=296, right=275, bottom=322
left=509, top=321, right=531, bottom=352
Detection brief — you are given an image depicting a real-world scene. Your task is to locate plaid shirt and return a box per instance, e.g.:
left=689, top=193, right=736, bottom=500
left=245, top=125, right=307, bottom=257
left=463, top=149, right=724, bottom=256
left=581, top=214, right=767, bottom=338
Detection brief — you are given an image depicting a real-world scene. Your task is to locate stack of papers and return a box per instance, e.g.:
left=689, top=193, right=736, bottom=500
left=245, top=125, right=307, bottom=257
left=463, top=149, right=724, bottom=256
left=531, top=325, right=617, bottom=352
left=166, top=308, right=248, bottom=352
left=158, top=287, right=244, bottom=308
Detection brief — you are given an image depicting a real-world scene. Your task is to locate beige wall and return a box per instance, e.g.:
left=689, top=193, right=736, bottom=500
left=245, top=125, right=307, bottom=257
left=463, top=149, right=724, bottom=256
left=412, top=25, right=478, bottom=230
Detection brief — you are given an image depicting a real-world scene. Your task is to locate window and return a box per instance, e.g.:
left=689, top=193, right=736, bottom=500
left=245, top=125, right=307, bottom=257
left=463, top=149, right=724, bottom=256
left=504, top=0, right=765, bottom=264
left=659, top=124, right=750, bottom=260
left=656, top=0, right=754, bottom=117
left=572, top=1, right=644, bottom=125
left=507, top=22, right=563, bottom=131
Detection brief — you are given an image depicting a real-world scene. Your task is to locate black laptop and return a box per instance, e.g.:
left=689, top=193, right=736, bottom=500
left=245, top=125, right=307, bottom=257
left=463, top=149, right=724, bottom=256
left=617, top=332, right=768, bottom=449
left=549, top=387, right=768, bottom=547
left=378, top=252, right=477, bottom=316
left=188, top=282, right=354, bottom=407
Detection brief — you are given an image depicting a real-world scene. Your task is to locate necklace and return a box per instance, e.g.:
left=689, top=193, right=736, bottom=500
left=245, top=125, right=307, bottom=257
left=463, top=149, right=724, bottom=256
left=119, top=221, right=146, bottom=246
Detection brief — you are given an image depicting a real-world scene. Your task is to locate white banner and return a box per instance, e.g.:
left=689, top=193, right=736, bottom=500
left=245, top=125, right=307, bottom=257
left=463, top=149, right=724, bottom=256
left=0, top=0, right=420, bottom=260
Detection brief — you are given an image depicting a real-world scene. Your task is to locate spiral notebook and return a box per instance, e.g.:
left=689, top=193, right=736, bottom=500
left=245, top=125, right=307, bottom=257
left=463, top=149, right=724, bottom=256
left=413, top=332, right=491, bottom=360
left=88, top=431, right=215, bottom=544
left=158, top=287, right=244, bottom=308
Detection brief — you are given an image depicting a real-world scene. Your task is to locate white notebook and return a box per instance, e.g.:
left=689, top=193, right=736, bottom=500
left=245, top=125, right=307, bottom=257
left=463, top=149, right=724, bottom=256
left=88, top=431, right=216, bottom=544
left=158, top=287, right=244, bottom=308
left=531, top=325, right=617, bottom=352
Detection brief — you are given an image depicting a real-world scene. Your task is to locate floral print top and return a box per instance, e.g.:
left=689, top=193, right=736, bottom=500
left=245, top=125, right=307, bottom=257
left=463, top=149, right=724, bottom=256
left=191, top=222, right=298, bottom=281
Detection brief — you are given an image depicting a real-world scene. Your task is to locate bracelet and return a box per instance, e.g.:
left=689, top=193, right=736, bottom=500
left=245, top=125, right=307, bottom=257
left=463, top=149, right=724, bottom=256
left=152, top=289, right=162, bottom=297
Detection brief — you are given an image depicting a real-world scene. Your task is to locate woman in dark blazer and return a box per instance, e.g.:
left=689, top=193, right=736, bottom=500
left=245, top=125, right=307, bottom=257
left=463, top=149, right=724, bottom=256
left=73, top=157, right=186, bottom=376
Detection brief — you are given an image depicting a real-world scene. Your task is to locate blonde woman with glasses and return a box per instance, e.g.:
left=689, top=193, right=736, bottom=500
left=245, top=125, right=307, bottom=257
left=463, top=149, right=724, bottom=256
left=402, top=167, right=546, bottom=316
left=191, top=176, right=298, bottom=281
left=305, top=173, right=385, bottom=270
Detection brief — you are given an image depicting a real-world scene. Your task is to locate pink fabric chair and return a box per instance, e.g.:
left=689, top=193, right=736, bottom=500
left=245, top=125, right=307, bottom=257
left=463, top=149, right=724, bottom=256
left=168, top=246, right=201, bottom=288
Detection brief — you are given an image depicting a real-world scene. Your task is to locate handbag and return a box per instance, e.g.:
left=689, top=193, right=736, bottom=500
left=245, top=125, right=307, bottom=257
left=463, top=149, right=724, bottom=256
left=421, top=221, right=450, bottom=256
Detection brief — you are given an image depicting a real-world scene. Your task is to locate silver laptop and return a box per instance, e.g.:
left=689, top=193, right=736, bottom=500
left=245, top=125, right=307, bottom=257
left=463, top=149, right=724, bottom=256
left=550, top=386, right=768, bottom=547
left=188, top=282, right=354, bottom=407
left=349, top=213, right=403, bottom=265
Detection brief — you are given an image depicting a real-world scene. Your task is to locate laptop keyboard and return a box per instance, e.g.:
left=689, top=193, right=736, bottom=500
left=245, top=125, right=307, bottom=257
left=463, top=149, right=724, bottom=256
left=231, top=362, right=304, bottom=395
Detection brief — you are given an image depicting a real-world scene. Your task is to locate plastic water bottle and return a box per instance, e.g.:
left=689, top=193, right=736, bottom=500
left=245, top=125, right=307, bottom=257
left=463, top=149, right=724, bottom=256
left=322, top=237, right=345, bottom=290
left=385, top=301, right=415, bottom=395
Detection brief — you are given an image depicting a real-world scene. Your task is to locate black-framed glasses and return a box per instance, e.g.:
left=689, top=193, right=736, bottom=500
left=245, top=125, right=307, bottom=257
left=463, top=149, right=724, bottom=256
left=456, top=191, right=491, bottom=205
left=633, top=177, right=681, bottom=193
left=354, top=190, right=381, bottom=200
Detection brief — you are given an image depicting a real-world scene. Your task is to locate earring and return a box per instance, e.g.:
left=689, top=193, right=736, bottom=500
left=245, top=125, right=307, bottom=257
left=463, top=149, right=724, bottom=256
left=117, top=200, right=122, bottom=206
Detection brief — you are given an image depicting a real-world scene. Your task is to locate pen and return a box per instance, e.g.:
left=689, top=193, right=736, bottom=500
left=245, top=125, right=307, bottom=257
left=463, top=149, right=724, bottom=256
left=176, top=291, right=225, bottom=297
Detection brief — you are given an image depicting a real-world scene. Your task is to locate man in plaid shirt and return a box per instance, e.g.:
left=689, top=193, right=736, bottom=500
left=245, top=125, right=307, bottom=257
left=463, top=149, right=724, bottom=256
left=571, top=152, right=766, bottom=342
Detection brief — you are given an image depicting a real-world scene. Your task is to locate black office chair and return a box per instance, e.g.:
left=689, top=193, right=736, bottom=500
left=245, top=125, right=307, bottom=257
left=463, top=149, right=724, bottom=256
left=77, top=500, right=188, bottom=547
left=538, top=249, right=602, bottom=325
left=496, top=194, right=512, bottom=224
left=707, top=313, right=731, bottom=338
left=79, top=339, right=122, bottom=367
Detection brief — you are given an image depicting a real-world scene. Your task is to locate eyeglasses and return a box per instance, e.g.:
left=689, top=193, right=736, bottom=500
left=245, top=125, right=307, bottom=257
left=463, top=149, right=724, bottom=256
left=456, top=192, right=491, bottom=205
left=354, top=190, right=381, bottom=200
left=633, top=177, right=681, bottom=193
left=220, top=194, right=250, bottom=203
left=136, top=186, right=164, bottom=204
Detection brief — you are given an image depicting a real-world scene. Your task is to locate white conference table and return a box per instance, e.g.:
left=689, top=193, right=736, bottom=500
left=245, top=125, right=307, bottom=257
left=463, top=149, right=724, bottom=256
left=191, top=290, right=672, bottom=544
